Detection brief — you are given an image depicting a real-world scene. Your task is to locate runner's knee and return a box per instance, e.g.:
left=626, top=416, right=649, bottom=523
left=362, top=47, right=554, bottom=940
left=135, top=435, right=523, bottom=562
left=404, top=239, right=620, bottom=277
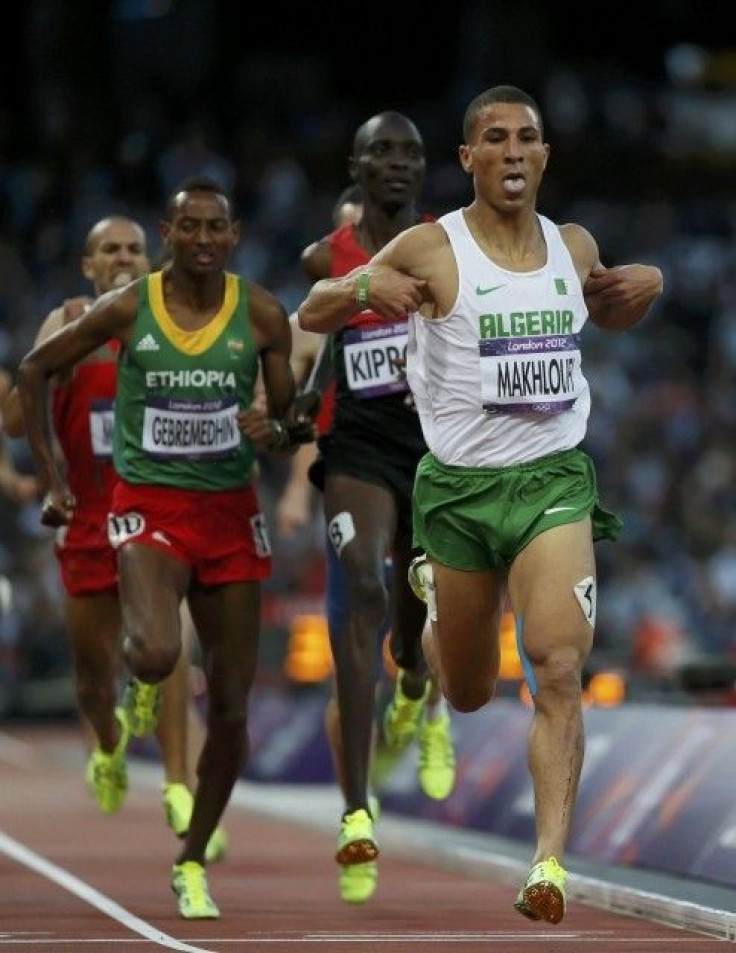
left=531, top=646, right=585, bottom=707
left=124, top=635, right=180, bottom=682
left=344, top=570, right=389, bottom=631
left=444, top=674, right=496, bottom=713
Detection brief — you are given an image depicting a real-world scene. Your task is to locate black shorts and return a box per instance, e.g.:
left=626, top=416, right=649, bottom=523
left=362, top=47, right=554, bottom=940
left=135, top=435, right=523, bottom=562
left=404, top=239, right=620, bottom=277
left=309, top=431, right=421, bottom=539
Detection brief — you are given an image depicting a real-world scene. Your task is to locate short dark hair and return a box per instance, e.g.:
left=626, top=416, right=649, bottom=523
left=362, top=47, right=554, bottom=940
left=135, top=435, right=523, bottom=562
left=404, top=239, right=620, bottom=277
left=353, top=111, right=423, bottom=157
left=165, top=176, right=233, bottom=218
left=83, top=215, right=145, bottom=255
left=463, top=85, right=544, bottom=142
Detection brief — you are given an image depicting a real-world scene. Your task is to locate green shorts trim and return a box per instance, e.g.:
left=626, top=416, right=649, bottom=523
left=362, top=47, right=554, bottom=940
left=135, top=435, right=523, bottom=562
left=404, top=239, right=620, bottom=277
left=412, top=447, right=622, bottom=572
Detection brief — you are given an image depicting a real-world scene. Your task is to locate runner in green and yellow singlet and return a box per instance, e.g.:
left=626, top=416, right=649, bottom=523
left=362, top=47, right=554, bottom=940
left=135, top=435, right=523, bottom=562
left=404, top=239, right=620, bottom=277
left=17, top=176, right=304, bottom=921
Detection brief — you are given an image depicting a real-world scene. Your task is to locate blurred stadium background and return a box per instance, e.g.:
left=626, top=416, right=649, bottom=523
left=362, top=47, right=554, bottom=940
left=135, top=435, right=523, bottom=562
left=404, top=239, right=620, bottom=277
left=1, top=0, right=735, bottom=721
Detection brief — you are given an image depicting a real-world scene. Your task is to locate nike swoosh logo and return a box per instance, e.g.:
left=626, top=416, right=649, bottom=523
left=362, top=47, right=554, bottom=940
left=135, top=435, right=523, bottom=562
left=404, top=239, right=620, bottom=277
left=544, top=506, right=576, bottom=515
left=476, top=284, right=505, bottom=296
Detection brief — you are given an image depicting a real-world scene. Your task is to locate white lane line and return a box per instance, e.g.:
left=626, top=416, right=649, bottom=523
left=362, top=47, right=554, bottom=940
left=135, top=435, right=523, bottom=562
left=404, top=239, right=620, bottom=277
left=0, top=830, right=213, bottom=953
left=298, top=936, right=723, bottom=943
left=139, top=936, right=725, bottom=946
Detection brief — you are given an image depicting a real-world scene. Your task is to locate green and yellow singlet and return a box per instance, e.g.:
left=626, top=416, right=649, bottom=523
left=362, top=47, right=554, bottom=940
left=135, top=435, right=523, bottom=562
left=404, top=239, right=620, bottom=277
left=113, top=271, right=258, bottom=491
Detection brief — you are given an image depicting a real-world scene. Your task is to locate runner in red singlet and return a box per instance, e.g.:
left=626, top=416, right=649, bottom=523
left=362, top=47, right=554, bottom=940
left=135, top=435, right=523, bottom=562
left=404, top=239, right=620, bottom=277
left=297, top=116, right=456, bottom=904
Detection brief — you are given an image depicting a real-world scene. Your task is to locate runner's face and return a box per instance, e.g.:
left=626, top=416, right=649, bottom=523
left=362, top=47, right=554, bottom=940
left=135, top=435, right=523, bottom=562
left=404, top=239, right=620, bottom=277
left=459, top=102, right=549, bottom=210
left=355, top=119, right=425, bottom=212
left=163, top=191, right=239, bottom=274
left=85, top=223, right=149, bottom=295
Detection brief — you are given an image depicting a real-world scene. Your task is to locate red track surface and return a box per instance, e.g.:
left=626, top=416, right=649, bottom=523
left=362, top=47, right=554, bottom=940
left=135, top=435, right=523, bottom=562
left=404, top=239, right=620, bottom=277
left=0, top=724, right=729, bottom=952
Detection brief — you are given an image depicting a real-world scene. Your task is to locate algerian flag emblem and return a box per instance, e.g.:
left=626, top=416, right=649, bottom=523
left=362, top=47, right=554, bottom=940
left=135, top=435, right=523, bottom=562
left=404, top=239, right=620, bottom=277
left=554, top=278, right=568, bottom=295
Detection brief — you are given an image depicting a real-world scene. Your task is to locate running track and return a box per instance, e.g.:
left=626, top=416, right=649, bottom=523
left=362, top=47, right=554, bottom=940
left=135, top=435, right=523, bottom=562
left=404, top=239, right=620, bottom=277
left=0, top=724, right=733, bottom=951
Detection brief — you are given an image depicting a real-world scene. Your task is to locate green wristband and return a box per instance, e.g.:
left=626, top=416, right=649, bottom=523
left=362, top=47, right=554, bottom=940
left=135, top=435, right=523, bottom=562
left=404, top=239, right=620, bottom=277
left=355, top=271, right=370, bottom=307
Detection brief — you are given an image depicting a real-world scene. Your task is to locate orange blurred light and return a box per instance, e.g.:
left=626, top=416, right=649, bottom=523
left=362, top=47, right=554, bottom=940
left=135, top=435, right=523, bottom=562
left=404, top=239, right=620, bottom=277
left=284, top=614, right=333, bottom=683
left=499, top=610, right=523, bottom=680
left=586, top=670, right=626, bottom=707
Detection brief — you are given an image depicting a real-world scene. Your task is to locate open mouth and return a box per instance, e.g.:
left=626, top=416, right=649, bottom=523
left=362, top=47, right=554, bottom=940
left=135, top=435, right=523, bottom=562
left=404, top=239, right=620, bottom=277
left=502, top=173, right=525, bottom=195
left=385, top=178, right=411, bottom=192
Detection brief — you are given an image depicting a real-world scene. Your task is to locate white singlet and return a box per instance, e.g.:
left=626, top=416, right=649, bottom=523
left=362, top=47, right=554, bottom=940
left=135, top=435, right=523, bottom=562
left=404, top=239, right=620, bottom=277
left=406, top=209, right=591, bottom=468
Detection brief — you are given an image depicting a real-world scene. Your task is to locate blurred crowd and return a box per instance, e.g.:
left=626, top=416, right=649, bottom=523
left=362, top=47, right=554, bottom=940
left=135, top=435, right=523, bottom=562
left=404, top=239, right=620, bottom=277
left=1, top=2, right=735, bottom=709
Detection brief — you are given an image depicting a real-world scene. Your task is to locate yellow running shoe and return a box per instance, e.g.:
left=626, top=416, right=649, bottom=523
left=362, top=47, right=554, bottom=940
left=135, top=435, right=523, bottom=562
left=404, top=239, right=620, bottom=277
left=418, top=713, right=456, bottom=800
left=162, top=782, right=228, bottom=863
left=514, top=857, right=568, bottom=924
left=171, top=860, right=220, bottom=919
left=122, top=678, right=162, bottom=737
left=335, top=808, right=379, bottom=866
left=339, top=860, right=378, bottom=904
left=336, top=795, right=380, bottom=904
left=383, top=671, right=429, bottom=750
left=162, top=782, right=193, bottom=836
left=204, top=825, right=228, bottom=864
left=85, top=707, right=130, bottom=814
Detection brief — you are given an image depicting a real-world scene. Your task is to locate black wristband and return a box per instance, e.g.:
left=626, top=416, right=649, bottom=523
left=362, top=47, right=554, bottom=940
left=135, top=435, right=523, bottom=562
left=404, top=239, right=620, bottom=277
left=285, top=420, right=316, bottom=447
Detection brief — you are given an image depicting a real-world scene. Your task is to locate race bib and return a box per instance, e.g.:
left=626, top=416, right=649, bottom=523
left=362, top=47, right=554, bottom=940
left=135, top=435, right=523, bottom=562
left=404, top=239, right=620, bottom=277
left=89, top=399, right=115, bottom=460
left=108, top=511, right=145, bottom=548
left=480, top=334, right=584, bottom=415
left=343, top=322, right=410, bottom=398
left=141, top=396, right=239, bottom=460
